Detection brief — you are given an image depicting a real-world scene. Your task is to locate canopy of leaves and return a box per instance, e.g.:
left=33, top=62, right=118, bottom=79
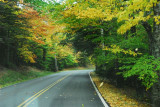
left=47, top=0, right=160, bottom=89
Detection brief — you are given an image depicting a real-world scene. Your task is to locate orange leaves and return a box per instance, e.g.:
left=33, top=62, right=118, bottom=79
left=17, top=6, right=77, bottom=64
left=17, top=7, right=56, bottom=63
left=20, top=7, right=55, bottom=45
left=33, top=37, right=45, bottom=45
left=20, top=8, right=39, bottom=18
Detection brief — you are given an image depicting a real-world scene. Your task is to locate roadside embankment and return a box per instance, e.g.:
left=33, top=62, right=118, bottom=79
left=90, top=72, right=151, bottom=107
left=0, top=66, right=54, bottom=89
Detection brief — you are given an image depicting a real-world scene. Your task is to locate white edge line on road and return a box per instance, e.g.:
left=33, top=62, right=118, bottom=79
left=89, top=72, right=109, bottom=107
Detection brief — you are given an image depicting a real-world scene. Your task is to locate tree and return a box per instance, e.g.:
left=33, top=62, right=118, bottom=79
left=116, top=1, right=160, bottom=106
left=0, top=0, right=28, bottom=67
left=152, top=2, right=160, bottom=107
left=18, top=7, right=55, bottom=63
left=49, top=0, right=160, bottom=106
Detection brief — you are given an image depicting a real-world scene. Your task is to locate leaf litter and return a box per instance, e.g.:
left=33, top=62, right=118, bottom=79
left=91, top=72, right=151, bottom=107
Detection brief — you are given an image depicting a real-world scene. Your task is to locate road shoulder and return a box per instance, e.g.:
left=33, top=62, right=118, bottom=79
left=90, top=72, right=151, bottom=107
left=89, top=72, right=109, bottom=107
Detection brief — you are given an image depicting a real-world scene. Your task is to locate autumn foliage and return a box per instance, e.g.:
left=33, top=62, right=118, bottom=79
left=20, top=7, right=54, bottom=45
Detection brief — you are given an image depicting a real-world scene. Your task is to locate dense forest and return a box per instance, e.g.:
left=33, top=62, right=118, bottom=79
left=0, top=0, right=160, bottom=107
left=0, top=0, right=90, bottom=71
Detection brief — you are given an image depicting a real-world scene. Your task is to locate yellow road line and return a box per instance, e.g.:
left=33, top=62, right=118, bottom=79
left=17, top=73, right=71, bottom=107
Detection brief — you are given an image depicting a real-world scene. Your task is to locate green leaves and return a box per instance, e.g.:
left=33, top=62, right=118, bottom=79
left=18, top=0, right=159, bottom=91
left=120, top=55, right=160, bottom=90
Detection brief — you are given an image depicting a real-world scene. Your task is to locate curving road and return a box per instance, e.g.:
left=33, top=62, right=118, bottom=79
left=0, top=70, right=105, bottom=107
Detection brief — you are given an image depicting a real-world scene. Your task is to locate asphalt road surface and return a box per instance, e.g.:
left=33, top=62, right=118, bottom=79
left=0, top=70, right=105, bottom=107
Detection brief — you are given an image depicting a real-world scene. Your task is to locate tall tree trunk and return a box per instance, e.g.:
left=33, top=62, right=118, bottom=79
left=101, top=28, right=104, bottom=49
left=54, top=54, right=58, bottom=72
left=152, top=2, right=160, bottom=107
left=6, top=29, right=10, bottom=67
left=152, top=3, right=160, bottom=58
left=100, top=28, right=106, bottom=71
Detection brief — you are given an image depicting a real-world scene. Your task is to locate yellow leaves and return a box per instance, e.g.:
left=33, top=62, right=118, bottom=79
left=19, top=0, right=23, bottom=4
left=18, top=45, right=36, bottom=63
left=118, top=18, right=139, bottom=34
left=13, top=10, right=23, bottom=15
left=154, top=16, right=160, bottom=25
left=120, top=7, right=124, bottom=10
left=47, top=40, right=77, bottom=62
left=61, top=0, right=121, bottom=34
left=62, top=0, right=158, bottom=35
left=145, top=15, right=151, bottom=21
left=0, top=0, right=6, bottom=2
left=116, top=1, right=146, bottom=33
left=117, top=0, right=159, bottom=34
left=103, top=8, right=117, bottom=21
left=91, top=72, right=151, bottom=107
left=53, top=24, right=66, bottom=33
left=57, top=45, right=73, bottom=58
left=118, top=10, right=145, bottom=34
left=104, top=45, right=141, bottom=56
left=77, top=8, right=105, bottom=19
left=104, top=15, right=114, bottom=21
left=63, top=0, right=117, bottom=21
left=64, top=4, right=105, bottom=20
left=104, top=45, right=121, bottom=54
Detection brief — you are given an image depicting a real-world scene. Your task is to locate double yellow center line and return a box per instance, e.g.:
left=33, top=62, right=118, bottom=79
left=17, top=73, right=72, bottom=107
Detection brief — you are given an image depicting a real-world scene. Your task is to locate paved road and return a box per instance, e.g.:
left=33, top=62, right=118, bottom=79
left=0, top=70, right=105, bottom=107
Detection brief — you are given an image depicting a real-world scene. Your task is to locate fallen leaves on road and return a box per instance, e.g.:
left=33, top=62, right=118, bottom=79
left=91, top=72, right=151, bottom=107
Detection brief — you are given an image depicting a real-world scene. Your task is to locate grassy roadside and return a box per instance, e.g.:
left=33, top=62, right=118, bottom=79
left=90, top=72, right=151, bottom=107
left=0, top=66, right=94, bottom=89
left=0, top=67, right=54, bottom=89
